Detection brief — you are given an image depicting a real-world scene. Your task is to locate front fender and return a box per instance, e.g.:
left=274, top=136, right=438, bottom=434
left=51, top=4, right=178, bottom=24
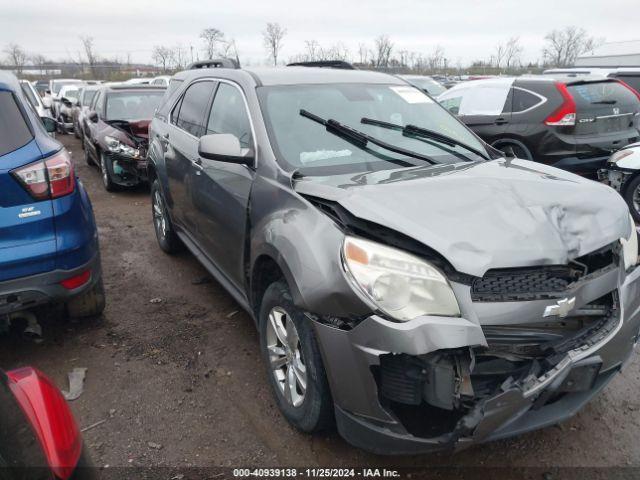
left=249, top=175, right=372, bottom=318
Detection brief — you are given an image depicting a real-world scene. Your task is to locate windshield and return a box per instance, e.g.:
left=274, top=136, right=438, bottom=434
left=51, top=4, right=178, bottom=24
left=53, top=81, right=80, bottom=94
left=403, top=77, right=446, bottom=96
left=63, top=89, right=79, bottom=100
left=258, top=83, right=487, bottom=176
left=20, top=83, right=39, bottom=107
left=82, top=90, right=97, bottom=107
left=105, top=91, right=165, bottom=121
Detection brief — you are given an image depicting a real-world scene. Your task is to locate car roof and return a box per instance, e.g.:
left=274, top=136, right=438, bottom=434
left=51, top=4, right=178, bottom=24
left=100, top=83, right=166, bottom=92
left=173, top=66, right=405, bottom=87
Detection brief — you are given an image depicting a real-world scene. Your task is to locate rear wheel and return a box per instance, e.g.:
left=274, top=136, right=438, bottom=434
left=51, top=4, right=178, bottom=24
left=492, top=139, right=533, bottom=161
left=66, top=278, right=106, bottom=318
left=623, top=174, right=640, bottom=223
left=151, top=179, right=182, bottom=254
left=259, top=281, right=333, bottom=433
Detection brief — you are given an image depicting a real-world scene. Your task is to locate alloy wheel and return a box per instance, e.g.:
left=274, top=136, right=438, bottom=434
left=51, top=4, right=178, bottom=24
left=266, top=306, right=307, bottom=407
left=633, top=184, right=640, bottom=218
left=152, top=190, right=168, bottom=240
left=100, top=156, right=109, bottom=187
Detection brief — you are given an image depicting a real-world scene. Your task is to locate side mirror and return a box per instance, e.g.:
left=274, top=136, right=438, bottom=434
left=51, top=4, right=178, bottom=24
left=61, top=97, right=72, bottom=107
left=198, top=134, right=254, bottom=166
left=88, top=111, right=99, bottom=123
left=40, top=116, right=57, bottom=133
left=45, top=89, right=51, bottom=95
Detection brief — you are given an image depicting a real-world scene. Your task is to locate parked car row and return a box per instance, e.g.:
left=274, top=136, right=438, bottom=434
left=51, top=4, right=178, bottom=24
left=3, top=59, right=640, bottom=458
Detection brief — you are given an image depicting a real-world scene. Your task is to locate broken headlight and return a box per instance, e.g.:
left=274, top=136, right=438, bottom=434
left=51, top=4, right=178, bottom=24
left=341, top=236, right=460, bottom=321
left=104, top=135, right=140, bottom=159
left=621, top=214, right=639, bottom=270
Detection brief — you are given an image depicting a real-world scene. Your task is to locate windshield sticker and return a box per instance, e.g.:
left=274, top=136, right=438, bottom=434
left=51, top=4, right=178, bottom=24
left=300, top=150, right=352, bottom=164
left=390, top=86, right=433, bottom=104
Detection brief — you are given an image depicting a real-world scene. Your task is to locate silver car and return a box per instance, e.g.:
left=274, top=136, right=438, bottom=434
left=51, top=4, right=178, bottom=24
left=147, top=65, right=640, bottom=454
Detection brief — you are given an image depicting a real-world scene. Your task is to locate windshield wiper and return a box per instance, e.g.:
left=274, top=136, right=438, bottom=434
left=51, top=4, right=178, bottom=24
left=299, top=109, right=437, bottom=165
left=361, top=117, right=489, bottom=161
left=592, top=100, right=616, bottom=105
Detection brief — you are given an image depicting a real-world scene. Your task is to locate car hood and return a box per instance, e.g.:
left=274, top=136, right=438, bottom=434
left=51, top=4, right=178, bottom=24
left=293, top=159, right=631, bottom=277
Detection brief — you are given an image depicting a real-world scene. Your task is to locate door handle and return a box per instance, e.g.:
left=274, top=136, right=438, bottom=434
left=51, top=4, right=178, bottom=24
left=192, top=158, right=204, bottom=175
left=495, top=118, right=509, bottom=125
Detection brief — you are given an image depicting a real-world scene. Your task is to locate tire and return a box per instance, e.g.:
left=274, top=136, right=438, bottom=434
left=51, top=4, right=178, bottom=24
left=151, top=179, right=182, bottom=254
left=100, top=153, right=118, bottom=192
left=259, top=280, right=333, bottom=433
left=492, top=139, right=533, bottom=161
left=83, top=140, right=92, bottom=165
left=66, top=277, right=106, bottom=318
left=623, top=174, right=640, bottom=223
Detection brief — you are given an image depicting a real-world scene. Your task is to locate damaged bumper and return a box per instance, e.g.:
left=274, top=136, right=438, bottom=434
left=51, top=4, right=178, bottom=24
left=104, top=152, right=148, bottom=187
left=313, top=263, right=640, bottom=455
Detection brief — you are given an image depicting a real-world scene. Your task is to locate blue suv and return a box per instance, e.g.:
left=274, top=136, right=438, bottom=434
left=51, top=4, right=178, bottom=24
left=0, top=72, right=104, bottom=323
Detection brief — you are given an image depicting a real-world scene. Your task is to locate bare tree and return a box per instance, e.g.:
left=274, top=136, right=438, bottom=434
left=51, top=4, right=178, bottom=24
left=172, top=44, right=188, bottom=70
left=357, top=43, right=370, bottom=65
left=426, top=45, right=446, bottom=72
left=200, top=28, right=225, bottom=59
left=494, top=43, right=506, bottom=70
left=220, top=39, right=240, bottom=66
left=262, top=22, right=287, bottom=66
left=79, top=36, right=98, bottom=76
left=30, top=53, right=48, bottom=74
left=504, top=36, right=523, bottom=70
left=152, top=45, right=173, bottom=72
left=373, top=35, right=393, bottom=68
left=542, top=26, right=603, bottom=67
left=3, top=43, right=28, bottom=73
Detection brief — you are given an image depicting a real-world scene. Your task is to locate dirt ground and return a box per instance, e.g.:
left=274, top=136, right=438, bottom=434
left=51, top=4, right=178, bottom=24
left=1, top=135, right=640, bottom=476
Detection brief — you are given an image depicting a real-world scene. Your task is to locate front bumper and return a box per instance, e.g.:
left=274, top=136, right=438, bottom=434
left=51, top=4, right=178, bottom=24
left=0, top=253, right=102, bottom=316
left=313, top=264, right=640, bottom=455
left=104, top=152, right=148, bottom=187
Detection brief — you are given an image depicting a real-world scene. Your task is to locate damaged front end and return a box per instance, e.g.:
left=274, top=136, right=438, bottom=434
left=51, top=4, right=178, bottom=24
left=102, top=120, right=150, bottom=187
left=311, top=245, right=640, bottom=455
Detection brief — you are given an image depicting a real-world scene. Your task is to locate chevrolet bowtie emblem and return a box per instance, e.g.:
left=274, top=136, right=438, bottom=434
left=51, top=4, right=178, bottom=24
left=543, top=297, right=576, bottom=318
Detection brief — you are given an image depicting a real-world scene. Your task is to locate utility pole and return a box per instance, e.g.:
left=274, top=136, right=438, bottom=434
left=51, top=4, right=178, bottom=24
left=190, top=45, right=194, bottom=63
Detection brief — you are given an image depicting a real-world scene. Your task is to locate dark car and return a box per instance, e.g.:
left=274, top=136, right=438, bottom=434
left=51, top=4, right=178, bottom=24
left=438, top=75, right=640, bottom=176
left=83, top=84, right=165, bottom=191
left=147, top=64, right=640, bottom=454
left=71, top=86, right=99, bottom=143
left=0, top=367, right=95, bottom=479
left=0, top=71, right=105, bottom=324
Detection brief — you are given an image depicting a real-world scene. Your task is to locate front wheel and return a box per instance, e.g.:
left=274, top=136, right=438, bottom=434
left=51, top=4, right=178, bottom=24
left=259, top=281, right=333, bottom=433
left=623, top=174, right=640, bottom=223
left=100, top=153, right=118, bottom=192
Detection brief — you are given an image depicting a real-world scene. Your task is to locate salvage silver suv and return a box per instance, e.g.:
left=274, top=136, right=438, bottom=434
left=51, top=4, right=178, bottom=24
left=147, top=62, right=640, bottom=454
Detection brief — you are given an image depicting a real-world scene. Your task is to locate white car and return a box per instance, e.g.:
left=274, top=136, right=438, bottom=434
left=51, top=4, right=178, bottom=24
left=56, top=84, right=83, bottom=133
left=19, top=80, right=52, bottom=118
left=599, top=143, right=640, bottom=221
left=150, top=75, right=171, bottom=87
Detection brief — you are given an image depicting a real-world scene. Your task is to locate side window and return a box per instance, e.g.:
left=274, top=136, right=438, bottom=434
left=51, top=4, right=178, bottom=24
left=459, top=85, right=511, bottom=116
left=512, top=88, right=543, bottom=113
left=94, top=91, right=104, bottom=114
left=175, top=81, right=215, bottom=137
left=206, top=83, right=253, bottom=148
left=440, top=95, right=463, bottom=115
left=0, top=92, right=33, bottom=157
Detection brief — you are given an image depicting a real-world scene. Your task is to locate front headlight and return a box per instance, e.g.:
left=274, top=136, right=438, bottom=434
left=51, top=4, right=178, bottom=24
left=621, top=214, right=639, bottom=270
left=341, top=236, right=460, bottom=321
left=104, top=135, right=140, bottom=159
left=609, top=149, right=634, bottom=164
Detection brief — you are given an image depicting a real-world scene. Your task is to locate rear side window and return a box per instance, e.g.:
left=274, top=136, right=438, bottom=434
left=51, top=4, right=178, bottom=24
left=206, top=83, right=253, bottom=148
left=0, top=91, right=33, bottom=157
left=610, top=75, right=640, bottom=95
left=512, top=88, right=544, bottom=113
left=568, top=81, right=639, bottom=108
left=82, top=90, right=97, bottom=107
left=175, top=81, right=215, bottom=137
left=20, top=84, right=39, bottom=108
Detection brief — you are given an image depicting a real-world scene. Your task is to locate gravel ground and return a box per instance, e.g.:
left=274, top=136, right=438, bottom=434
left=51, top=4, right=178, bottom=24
left=1, top=135, right=639, bottom=476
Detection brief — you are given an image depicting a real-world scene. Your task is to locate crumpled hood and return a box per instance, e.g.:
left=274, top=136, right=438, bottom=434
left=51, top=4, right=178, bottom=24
left=294, top=159, right=631, bottom=277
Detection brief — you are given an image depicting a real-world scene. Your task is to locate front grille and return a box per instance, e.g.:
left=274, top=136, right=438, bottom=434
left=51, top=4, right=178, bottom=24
left=471, top=243, right=616, bottom=302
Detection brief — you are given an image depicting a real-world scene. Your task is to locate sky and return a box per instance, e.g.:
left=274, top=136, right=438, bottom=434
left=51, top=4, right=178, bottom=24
left=0, top=0, right=637, bottom=67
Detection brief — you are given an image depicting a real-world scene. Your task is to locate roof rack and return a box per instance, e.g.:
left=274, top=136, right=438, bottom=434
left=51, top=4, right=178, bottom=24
left=286, top=60, right=356, bottom=70
left=187, top=58, right=240, bottom=70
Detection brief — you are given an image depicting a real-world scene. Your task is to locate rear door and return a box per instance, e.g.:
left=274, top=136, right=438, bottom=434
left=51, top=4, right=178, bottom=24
left=191, top=81, right=255, bottom=288
left=568, top=80, right=640, bottom=156
left=0, top=90, right=56, bottom=282
left=164, top=80, right=216, bottom=235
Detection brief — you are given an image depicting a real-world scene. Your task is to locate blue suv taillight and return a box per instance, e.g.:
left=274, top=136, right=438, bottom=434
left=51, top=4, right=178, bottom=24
left=11, top=149, right=75, bottom=200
